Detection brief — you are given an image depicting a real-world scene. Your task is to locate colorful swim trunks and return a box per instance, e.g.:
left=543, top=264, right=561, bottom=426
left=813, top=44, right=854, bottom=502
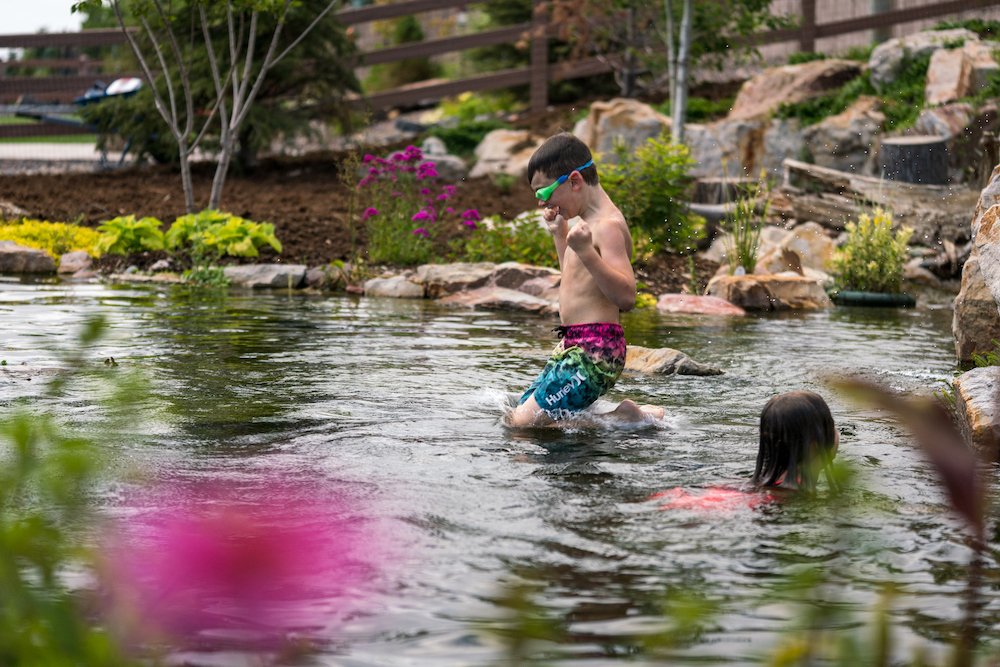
left=518, top=322, right=627, bottom=419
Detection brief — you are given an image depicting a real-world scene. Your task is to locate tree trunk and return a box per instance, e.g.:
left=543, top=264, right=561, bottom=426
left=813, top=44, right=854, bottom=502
left=671, top=0, right=691, bottom=144
left=879, top=135, right=949, bottom=185
left=664, top=0, right=675, bottom=107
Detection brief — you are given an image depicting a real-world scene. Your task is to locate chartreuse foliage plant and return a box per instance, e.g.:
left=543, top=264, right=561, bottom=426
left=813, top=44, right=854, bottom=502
left=723, top=181, right=769, bottom=275
left=832, top=208, right=913, bottom=294
left=165, top=210, right=282, bottom=259
left=600, top=136, right=705, bottom=256
left=0, top=219, right=103, bottom=258
left=0, top=314, right=140, bottom=666
left=453, top=211, right=557, bottom=268
left=96, top=215, right=165, bottom=255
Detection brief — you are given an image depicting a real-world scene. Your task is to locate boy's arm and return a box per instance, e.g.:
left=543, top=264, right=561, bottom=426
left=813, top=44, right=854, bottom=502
left=567, top=220, right=636, bottom=311
left=542, top=208, right=569, bottom=269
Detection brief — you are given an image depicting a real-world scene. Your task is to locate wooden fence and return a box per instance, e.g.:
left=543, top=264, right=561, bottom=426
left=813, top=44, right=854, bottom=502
left=2, top=0, right=1000, bottom=139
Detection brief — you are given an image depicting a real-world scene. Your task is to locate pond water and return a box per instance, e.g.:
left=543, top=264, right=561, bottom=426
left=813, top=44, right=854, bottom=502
left=2, top=278, right=998, bottom=666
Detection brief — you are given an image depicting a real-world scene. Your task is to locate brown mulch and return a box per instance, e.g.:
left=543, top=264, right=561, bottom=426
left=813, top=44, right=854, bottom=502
left=0, top=151, right=716, bottom=295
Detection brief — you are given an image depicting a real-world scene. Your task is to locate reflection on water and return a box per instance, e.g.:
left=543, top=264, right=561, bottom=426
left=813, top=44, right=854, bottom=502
left=2, top=280, right=997, bottom=665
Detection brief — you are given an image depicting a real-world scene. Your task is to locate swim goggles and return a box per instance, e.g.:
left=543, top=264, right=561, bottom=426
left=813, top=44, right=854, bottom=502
left=534, top=159, right=594, bottom=202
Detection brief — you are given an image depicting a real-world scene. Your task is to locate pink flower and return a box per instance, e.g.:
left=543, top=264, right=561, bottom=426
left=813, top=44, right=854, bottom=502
left=461, top=209, right=481, bottom=222
left=443, top=185, right=457, bottom=196
left=411, top=210, right=433, bottom=222
left=362, top=154, right=375, bottom=163
left=416, top=162, right=438, bottom=180
left=412, top=227, right=430, bottom=238
left=100, top=478, right=390, bottom=648
left=436, top=193, right=449, bottom=201
left=361, top=207, right=378, bottom=220
left=419, top=188, right=431, bottom=196
left=462, top=219, right=478, bottom=229
left=445, top=206, right=455, bottom=214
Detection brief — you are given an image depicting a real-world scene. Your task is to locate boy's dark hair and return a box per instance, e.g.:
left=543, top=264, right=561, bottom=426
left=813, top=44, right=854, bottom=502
left=753, top=391, right=837, bottom=492
left=527, top=132, right=598, bottom=186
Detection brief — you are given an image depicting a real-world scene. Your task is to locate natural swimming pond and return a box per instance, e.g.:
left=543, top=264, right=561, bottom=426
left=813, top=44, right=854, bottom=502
left=2, top=278, right=997, bottom=665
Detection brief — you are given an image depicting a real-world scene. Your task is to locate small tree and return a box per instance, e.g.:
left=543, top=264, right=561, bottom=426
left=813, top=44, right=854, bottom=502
left=72, top=0, right=350, bottom=212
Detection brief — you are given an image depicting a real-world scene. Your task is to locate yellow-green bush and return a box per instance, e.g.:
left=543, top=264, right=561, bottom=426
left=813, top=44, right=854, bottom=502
left=832, top=208, right=913, bottom=293
left=0, top=219, right=102, bottom=258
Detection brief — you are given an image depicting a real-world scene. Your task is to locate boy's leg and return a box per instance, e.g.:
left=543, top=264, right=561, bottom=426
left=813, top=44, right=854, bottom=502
left=604, top=399, right=665, bottom=422
left=508, top=394, right=554, bottom=427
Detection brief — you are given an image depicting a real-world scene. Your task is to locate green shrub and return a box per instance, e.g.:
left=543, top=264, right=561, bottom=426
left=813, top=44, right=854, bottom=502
left=840, top=43, right=876, bottom=62
left=654, top=96, right=734, bottom=122
left=427, top=119, right=510, bottom=157
left=831, top=208, right=912, bottom=293
left=788, top=51, right=827, bottom=65
left=0, top=219, right=103, bottom=258
left=601, top=136, right=704, bottom=254
left=364, top=15, right=439, bottom=92
left=165, top=210, right=282, bottom=259
left=438, top=91, right=522, bottom=122
left=452, top=211, right=557, bottom=267
left=96, top=215, right=165, bottom=255
left=934, top=18, right=1000, bottom=39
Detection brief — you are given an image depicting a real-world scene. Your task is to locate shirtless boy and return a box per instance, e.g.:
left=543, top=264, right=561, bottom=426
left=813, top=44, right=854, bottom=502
left=508, top=133, right=664, bottom=427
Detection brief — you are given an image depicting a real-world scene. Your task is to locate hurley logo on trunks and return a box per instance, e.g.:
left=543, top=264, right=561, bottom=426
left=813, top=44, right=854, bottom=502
left=544, top=371, right=587, bottom=407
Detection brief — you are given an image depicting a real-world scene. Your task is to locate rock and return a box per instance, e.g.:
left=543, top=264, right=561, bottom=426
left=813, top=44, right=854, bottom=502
left=363, top=275, right=424, bottom=298
left=0, top=200, right=29, bottom=219
left=773, top=221, right=836, bottom=272
left=624, top=345, right=723, bottom=376
left=706, top=274, right=832, bottom=310
left=802, top=96, right=884, bottom=174
left=728, top=60, right=863, bottom=121
left=468, top=129, right=542, bottom=179
left=953, top=253, right=1000, bottom=363
left=413, top=262, right=496, bottom=298
left=685, top=117, right=804, bottom=179
left=489, top=261, right=560, bottom=290
left=438, top=286, right=558, bottom=315
left=57, top=250, right=92, bottom=274
left=972, top=166, right=1000, bottom=307
left=421, top=136, right=448, bottom=156
left=223, top=264, right=307, bottom=289
left=149, top=258, right=172, bottom=272
left=109, top=272, right=183, bottom=284
left=954, top=365, right=1000, bottom=460
left=656, top=294, right=746, bottom=316
left=904, top=258, right=944, bottom=288
left=925, top=41, right=1000, bottom=105
left=305, top=266, right=330, bottom=289
left=572, top=98, right=671, bottom=161
left=869, top=28, right=978, bottom=91
left=0, top=241, right=56, bottom=273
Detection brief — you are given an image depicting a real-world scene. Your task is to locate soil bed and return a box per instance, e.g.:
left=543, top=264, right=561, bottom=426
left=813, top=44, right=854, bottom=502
left=1, top=153, right=716, bottom=295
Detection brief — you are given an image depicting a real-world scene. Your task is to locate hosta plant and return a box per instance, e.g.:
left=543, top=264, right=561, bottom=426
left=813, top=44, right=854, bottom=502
left=166, top=210, right=282, bottom=259
left=96, top=215, right=165, bottom=255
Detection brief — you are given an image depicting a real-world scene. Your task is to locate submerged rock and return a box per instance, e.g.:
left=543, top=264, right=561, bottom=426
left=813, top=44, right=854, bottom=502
left=438, top=286, right=557, bottom=315
left=624, top=345, right=723, bottom=376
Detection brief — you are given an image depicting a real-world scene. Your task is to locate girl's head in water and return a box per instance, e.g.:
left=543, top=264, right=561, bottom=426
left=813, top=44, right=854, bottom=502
left=753, top=391, right=838, bottom=492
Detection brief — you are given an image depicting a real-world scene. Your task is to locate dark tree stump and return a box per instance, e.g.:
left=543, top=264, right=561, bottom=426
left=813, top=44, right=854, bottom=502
left=879, top=135, right=949, bottom=185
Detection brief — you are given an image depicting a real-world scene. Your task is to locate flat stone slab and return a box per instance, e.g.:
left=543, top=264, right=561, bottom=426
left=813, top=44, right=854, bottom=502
left=224, top=264, right=307, bottom=289
left=624, top=345, right=723, bottom=376
left=656, top=294, right=746, bottom=316
left=954, top=365, right=1000, bottom=461
left=438, top=286, right=557, bottom=315
left=109, top=272, right=184, bottom=284
left=364, top=275, right=424, bottom=298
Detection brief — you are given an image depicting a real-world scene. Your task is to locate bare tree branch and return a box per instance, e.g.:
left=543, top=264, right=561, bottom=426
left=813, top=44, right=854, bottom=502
left=272, top=0, right=341, bottom=66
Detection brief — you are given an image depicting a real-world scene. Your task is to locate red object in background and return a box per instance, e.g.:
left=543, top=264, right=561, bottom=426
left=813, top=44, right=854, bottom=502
left=650, top=486, right=775, bottom=511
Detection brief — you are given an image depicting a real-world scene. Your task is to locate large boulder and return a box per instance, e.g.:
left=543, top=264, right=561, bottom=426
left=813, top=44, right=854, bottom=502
left=572, top=98, right=671, bottom=161
left=953, top=252, right=1000, bottom=363
left=802, top=96, right=884, bottom=174
left=656, top=294, right=746, bottom=316
left=224, top=264, right=306, bottom=289
left=971, top=165, right=1000, bottom=307
left=624, top=345, right=723, bottom=376
left=706, top=274, right=832, bottom=310
left=756, top=221, right=836, bottom=274
left=728, top=60, right=863, bottom=121
left=419, top=136, right=468, bottom=181
left=869, top=28, right=978, bottom=91
left=468, top=129, right=542, bottom=179
left=413, top=262, right=496, bottom=298
left=57, top=250, right=92, bottom=274
left=925, top=41, right=1000, bottom=106
left=0, top=241, right=56, bottom=274
left=686, top=117, right=804, bottom=179
left=954, top=365, right=1000, bottom=461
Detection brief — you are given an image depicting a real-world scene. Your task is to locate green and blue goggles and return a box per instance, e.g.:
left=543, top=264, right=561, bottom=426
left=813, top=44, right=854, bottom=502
left=534, top=159, right=594, bottom=202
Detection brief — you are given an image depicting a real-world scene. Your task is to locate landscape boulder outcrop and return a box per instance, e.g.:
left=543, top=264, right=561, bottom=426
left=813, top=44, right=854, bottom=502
left=0, top=241, right=56, bottom=274
left=624, top=345, right=723, bottom=376
left=954, top=365, right=1000, bottom=461
left=468, top=129, right=542, bottom=179
left=728, top=59, right=863, bottom=121
left=573, top=98, right=672, bottom=160
left=706, top=274, right=832, bottom=311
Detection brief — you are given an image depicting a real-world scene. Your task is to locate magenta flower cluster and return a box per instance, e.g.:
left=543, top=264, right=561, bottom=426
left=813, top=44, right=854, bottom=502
left=358, top=145, right=481, bottom=240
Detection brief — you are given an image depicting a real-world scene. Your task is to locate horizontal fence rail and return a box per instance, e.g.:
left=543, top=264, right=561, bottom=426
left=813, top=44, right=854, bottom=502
left=3, top=0, right=1000, bottom=137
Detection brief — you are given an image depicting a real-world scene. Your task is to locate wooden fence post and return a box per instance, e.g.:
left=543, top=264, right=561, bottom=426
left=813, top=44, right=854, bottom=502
left=530, top=0, right=548, bottom=116
left=799, top=0, right=816, bottom=53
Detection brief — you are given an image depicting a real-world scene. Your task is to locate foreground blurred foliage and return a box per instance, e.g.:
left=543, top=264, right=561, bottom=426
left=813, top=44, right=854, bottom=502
left=0, top=315, right=142, bottom=666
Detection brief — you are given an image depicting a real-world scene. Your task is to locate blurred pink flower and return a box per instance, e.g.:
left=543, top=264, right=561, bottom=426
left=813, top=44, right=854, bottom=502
left=361, top=207, right=379, bottom=220
left=461, top=209, right=481, bottom=222
left=411, top=210, right=433, bottom=222
left=412, top=227, right=430, bottom=238
left=101, top=478, right=386, bottom=648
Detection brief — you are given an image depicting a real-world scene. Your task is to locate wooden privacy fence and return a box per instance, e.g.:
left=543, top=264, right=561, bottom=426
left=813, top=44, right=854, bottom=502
left=2, top=0, right=1000, bottom=139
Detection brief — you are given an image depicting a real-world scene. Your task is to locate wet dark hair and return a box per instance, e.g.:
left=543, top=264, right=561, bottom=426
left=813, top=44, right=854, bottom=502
left=753, top=391, right=837, bottom=492
left=526, top=132, right=598, bottom=186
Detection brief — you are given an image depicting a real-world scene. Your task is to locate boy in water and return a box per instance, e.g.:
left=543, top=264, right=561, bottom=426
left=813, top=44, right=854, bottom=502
left=508, top=133, right=664, bottom=427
